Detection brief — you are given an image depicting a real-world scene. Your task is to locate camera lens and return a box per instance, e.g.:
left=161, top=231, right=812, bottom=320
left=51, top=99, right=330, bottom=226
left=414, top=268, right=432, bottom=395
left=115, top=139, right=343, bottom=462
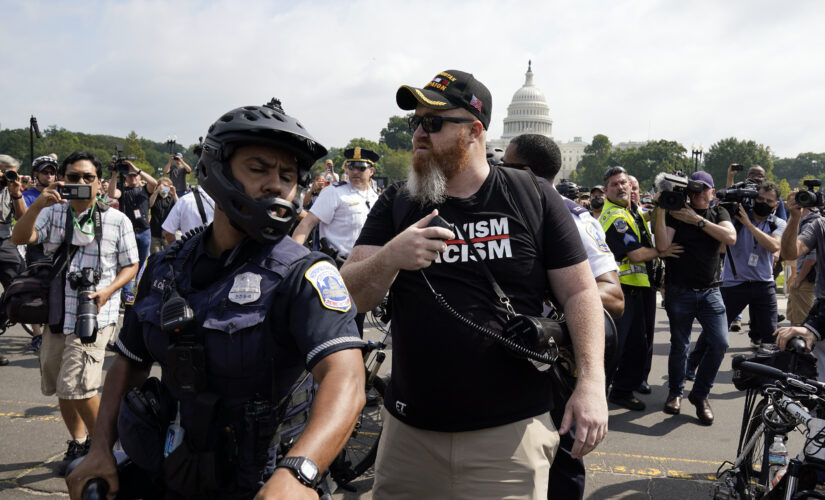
left=796, top=190, right=816, bottom=208
left=3, top=170, right=18, bottom=182
left=75, top=290, right=98, bottom=344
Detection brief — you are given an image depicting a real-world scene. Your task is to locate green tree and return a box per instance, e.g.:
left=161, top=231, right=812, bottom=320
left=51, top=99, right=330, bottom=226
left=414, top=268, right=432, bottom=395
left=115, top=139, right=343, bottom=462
left=777, top=178, right=791, bottom=199
left=123, top=131, right=154, bottom=174
left=608, top=140, right=692, bottom=193
left=572, top=134, right=612, bottom=186
left=380, top=114, right=413, bottom=151
left=703, top=137, right=773, bottom=188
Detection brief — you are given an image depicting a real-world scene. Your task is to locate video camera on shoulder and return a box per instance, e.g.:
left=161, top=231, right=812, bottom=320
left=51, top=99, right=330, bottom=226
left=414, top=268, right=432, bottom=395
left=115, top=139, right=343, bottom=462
left=654, top=171, right=704, bottom=210
left=716, top=181, right=759, bottom=216
left=795, top=179, right=824, bottom=208
left=110, top=145, right=137, bottom=176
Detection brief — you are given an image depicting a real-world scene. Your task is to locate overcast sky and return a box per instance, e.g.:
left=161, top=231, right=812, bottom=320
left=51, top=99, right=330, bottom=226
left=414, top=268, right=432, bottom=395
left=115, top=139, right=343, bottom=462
left=2, top=0, right=823, bottom=159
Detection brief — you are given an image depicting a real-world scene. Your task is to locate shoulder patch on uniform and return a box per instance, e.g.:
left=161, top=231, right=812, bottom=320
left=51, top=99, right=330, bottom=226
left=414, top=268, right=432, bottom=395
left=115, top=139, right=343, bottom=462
left=229, top=272, right=263, bottom=304
left=304, top=261, right=352, bottom=312
left=613, top=218, right=629, bottom=233
left=333, top=181, right=348, bottom=187
left=586, top=221, right=611, bottom=253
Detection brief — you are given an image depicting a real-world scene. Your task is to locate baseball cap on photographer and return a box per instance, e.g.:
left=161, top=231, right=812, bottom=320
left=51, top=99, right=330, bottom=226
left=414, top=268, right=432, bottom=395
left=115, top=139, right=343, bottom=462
left=396, top=69, right=492, bottom=129
left=690, top=171, right=714, bottom=189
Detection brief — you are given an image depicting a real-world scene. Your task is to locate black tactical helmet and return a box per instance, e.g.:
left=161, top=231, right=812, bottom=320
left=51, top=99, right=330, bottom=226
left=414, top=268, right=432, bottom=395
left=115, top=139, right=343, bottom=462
left=486, top=145, right=504, bottom=167
left=197, top=98, right=327, bottom=244
left=555, top=180, right=580, bottom=200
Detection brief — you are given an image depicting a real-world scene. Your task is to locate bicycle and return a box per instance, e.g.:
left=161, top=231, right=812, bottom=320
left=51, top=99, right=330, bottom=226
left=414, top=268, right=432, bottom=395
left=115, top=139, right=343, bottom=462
left=713, top=340, right=825, bottom=499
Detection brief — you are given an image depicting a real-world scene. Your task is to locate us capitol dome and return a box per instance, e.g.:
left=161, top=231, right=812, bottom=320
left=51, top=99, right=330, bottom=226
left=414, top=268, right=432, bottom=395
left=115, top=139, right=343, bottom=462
left=489, top=61, right=588, bottom=180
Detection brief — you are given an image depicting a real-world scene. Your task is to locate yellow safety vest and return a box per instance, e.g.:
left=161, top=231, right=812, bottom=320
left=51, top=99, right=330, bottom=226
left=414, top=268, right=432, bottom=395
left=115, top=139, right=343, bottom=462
left=598, top=199, right=652, bottom=288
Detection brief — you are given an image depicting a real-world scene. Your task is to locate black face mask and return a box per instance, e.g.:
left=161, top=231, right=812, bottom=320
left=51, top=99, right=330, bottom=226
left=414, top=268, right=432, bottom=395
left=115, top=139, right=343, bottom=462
left=590, top=197, right=605, bottom=210
left=753, top=202, right=773, bottom=217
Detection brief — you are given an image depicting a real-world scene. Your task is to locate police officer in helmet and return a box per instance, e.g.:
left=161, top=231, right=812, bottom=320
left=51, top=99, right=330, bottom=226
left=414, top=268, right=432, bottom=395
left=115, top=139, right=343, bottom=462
left=67, top=99, right=366, bottom=499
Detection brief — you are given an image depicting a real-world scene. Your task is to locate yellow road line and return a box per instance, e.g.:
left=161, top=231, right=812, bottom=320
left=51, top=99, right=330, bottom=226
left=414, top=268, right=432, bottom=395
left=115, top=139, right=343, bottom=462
left=589, top=450, right=723, bottom=466
left=0, top=411, right=63, bottom=422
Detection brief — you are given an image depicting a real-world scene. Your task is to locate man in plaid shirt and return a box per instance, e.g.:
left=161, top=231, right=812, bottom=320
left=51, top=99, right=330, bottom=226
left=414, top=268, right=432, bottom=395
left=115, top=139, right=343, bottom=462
left=12, top=151, right=139, bottom=475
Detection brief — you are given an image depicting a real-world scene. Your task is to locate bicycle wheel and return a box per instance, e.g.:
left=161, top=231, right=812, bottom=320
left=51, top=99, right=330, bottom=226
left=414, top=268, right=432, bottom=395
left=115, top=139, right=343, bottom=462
left=741, top=399, right=771, bottom=495
left=329, top=376, right=387, bottom=485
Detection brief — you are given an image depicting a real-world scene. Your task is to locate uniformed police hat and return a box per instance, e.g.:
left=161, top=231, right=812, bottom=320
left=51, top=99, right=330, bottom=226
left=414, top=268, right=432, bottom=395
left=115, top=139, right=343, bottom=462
left=343, top=147, right=380, bottom=169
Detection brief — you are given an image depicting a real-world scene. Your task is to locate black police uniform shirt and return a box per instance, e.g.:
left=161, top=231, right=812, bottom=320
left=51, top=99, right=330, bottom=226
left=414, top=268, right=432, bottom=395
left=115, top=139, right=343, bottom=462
left=120, top=184, right=151, bottom=233
left=664, top=206, right=731, bottom=289
left=603, top=203, right=655, bottom=281
left=355, top=166, right=586, bottom=432
left=114, top=231, right=363, bottom=483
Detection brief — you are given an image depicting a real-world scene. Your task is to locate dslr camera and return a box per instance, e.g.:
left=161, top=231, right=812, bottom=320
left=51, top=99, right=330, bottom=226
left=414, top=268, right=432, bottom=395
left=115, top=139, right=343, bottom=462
left=110, top=145, right=137, bottom=176
left=654, top=171, right=705, bottom=210
left=716, top=181, right=759, bottom=216
left=795, top=179, right=824, bottom=208
left=0, top=169, right=19, bottom=187
left=68, top=267, right=101, bottom=344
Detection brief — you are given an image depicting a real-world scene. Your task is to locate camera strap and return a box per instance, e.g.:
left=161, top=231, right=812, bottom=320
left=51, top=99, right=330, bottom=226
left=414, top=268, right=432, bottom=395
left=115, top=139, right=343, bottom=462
left=453, top=222, right=516, bottom=318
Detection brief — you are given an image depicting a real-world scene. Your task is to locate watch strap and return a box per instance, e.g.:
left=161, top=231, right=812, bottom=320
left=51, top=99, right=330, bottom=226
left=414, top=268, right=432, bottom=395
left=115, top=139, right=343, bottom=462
left=276, top=456, right=319, bottom=488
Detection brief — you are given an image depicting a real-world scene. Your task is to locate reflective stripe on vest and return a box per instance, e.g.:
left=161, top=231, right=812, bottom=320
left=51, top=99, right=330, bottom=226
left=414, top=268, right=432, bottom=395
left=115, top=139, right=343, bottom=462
left=599, top=199, right=650, bottom=288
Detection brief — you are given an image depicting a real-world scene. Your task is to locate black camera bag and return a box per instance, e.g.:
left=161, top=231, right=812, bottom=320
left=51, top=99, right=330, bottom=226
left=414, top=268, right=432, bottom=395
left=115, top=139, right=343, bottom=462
left=0, top=210, right=78, bottom=328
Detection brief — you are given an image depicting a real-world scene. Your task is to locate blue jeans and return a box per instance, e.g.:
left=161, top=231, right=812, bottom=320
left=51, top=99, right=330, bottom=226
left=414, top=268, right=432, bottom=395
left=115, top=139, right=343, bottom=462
left=123, top=229, right=151, bottom=300
left=665, top=285, right=729, bottom=400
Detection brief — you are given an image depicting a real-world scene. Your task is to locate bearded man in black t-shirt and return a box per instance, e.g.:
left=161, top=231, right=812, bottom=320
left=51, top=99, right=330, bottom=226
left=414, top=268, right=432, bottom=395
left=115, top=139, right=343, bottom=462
left=655, top=171, right=737, bottom=426
left=341, top=69, right=607, bottom=499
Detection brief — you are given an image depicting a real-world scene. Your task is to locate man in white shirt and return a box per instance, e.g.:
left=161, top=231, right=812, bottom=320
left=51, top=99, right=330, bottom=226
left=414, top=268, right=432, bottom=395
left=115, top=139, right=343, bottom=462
left=293, top=147, right=380, bottom=259
left=161, top=185, right=215, bottom=243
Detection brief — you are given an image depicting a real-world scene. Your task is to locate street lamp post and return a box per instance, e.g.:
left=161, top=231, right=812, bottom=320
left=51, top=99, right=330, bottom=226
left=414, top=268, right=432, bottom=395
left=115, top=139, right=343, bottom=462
left=691, top=144, right=704, bottom=173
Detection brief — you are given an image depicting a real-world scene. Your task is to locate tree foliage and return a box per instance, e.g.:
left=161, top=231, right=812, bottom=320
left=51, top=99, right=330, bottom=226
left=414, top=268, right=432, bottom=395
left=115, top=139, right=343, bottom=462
left=571, top=134, right=612, bottom=186
left=703, top=137, right=773, bottom=188
left=0, top=126, right=198, bottom=176
left=380, top=114, right=413, bottom=151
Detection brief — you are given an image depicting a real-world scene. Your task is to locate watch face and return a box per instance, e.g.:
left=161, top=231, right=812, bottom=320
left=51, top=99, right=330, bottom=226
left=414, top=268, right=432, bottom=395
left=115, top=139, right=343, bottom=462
left=300, top=460, right=318, bottom=480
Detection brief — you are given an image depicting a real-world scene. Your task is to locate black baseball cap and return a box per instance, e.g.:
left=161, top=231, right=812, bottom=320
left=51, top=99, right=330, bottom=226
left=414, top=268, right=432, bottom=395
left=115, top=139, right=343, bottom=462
left=396, top=69, right=492, bottom=130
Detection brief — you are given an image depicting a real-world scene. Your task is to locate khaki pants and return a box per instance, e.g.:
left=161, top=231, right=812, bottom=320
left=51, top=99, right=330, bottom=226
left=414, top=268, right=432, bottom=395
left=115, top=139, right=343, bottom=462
left=373, top=409, right=559, bottom=500
left=40, top=324, right=114, bottom=400
left=787, top=280, right=816, bottom=325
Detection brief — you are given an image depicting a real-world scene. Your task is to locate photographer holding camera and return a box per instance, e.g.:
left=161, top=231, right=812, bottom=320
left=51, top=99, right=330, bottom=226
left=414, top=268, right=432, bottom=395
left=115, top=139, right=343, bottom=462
left=655, top=171, right=736, bottom=425
left=107, top=159, right=157, bottom=301
left=0, top=154, right=27, bottom=366
left=720, top=181, right=785, bottom=348
left=163, top=152, right=191, bottom=194
left=11, top=151, right=139, bottom=474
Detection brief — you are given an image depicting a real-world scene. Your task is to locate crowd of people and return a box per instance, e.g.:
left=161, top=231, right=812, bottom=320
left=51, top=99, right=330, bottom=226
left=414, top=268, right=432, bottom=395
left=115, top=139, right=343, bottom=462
left=0, top=67, right=822, bottom=499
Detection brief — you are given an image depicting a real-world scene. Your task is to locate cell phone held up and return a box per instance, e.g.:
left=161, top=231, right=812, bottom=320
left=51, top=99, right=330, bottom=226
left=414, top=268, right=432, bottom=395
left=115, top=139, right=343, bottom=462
left=59, top=184, right=92, bottom=200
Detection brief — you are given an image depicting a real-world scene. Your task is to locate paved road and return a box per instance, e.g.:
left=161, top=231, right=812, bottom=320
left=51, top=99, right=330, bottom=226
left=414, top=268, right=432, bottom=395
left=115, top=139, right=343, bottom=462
left=0, top=293, right=791, bottom=499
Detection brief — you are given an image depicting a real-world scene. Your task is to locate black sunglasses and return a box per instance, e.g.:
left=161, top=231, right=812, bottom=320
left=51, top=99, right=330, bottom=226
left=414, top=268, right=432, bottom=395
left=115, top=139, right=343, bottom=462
left=65, top=172, right=98, bottom=183
left=346, top=161, right=372, bottom=171
left=603, top=166, right=627, bottom=182
left=408, top=115, right=475, bottom=134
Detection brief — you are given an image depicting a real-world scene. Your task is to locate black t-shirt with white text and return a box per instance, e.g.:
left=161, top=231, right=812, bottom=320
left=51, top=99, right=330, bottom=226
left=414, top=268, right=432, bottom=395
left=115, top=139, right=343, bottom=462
left=120, top=185, right=151, bottom=233
left=354, top=166, right=587, bottom=432
left=664, top=205, right=731, bottom=288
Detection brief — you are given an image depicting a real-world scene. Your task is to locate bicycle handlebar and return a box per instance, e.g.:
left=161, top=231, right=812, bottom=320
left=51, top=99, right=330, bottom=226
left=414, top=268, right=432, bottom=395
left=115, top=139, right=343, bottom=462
left=732, top=357, right=824, bottom=395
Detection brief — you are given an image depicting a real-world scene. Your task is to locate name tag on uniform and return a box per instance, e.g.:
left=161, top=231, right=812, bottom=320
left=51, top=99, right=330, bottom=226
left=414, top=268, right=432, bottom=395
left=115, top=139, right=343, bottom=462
left=748, top=253, right=759, bottom=267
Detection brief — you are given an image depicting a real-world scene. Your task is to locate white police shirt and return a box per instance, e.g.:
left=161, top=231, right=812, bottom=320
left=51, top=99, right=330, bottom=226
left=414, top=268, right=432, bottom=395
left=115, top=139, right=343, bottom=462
left=309, top=181, right=379, bottom=257
left=573, top=205, right=618, bottom=278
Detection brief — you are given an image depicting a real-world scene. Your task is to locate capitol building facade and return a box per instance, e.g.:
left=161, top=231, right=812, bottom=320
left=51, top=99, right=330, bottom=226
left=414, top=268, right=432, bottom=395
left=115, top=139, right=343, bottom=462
left=489, top=62, right=588, bottom=180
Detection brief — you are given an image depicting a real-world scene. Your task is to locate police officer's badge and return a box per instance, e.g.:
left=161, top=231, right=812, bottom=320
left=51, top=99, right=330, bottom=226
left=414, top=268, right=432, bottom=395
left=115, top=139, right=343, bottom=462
left=229, top=272, right=263, bottom=304
left=613, top=219, right=629, bottom=233
left=305, top=262, right=352, bottom=312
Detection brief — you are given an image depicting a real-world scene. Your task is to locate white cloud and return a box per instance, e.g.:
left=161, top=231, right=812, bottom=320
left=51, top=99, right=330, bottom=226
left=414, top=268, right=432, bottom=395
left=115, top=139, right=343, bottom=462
left=1, top=0, right=823, bottom=158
